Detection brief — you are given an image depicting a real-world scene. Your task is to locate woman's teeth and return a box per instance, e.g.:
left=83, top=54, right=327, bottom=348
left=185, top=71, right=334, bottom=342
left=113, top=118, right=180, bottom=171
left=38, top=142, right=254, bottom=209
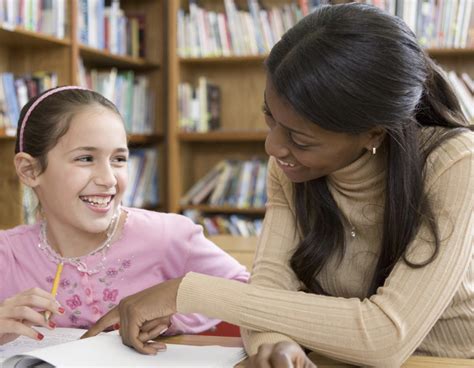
left=278, top=159, right=295, bottom=167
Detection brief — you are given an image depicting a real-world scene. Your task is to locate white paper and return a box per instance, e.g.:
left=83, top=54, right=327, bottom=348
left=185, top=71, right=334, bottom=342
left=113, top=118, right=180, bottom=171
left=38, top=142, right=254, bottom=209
left=0, top=327, right=86, bottom=363
left=2, top=333, right=246, bottom=368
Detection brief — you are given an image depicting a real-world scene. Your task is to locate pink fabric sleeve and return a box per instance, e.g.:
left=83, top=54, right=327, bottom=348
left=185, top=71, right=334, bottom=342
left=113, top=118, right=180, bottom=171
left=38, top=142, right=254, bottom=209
left=165, top=218, right=249, bottom=334
left=0, top=232, right=14, bottom=301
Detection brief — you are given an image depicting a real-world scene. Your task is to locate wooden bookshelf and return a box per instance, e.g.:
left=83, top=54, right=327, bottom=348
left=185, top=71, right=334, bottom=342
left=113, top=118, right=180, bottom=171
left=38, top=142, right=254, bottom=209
left=181, top=205, right=265, bottom=215
left=180, top=55, right=267, bottom=64
left=167, top=1, right=270, bottom=217
left=0, top=27, right=71, bottom=47
left=0, top=1, right=166, bottom=229
left=79, top=44, right=161, bottom=70
left=178, top=130, right=267, bottom=142
left=128, top=133, right=164, bottom=145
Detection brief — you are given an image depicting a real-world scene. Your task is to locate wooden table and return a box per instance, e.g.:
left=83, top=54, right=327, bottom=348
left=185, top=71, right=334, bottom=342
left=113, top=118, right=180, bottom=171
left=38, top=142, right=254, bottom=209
left=161, top=335, right=474, bottom=367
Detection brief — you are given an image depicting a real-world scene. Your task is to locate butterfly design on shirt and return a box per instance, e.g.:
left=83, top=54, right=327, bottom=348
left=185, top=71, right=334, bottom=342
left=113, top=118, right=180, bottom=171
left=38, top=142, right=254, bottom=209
left=66, top=294, right=82, bottom=310
left=103, top=288, right=119, bottom=302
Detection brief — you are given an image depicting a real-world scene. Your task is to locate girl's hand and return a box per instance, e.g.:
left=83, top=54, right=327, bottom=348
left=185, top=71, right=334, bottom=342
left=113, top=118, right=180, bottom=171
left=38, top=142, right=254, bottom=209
left=247, top=341, right=317, bottom=368
left=83, top=278, right=183, bottom=355
left=0, top=288, right=63, bottom=345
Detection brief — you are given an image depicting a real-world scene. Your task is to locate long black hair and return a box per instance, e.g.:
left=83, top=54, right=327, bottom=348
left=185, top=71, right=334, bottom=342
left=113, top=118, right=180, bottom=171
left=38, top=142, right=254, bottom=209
left=265, top=3, right=472, bottom=296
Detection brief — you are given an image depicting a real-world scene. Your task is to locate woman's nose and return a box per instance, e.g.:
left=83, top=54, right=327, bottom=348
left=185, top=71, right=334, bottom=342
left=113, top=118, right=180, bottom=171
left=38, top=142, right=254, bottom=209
left=265, top=127, right=290, bottom=159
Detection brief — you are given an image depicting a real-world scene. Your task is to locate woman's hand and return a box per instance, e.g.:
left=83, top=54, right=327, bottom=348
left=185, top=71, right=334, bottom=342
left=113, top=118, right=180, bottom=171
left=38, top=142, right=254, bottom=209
left=0, top=288, right=63, bottom=345
left=82, top=278, right=183, bottom=355
left=247, top=341, right=316, bottom=368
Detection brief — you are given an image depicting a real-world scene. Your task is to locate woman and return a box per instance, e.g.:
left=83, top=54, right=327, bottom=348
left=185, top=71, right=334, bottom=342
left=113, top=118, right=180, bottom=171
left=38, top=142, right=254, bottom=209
left=85, top=4, right=473, bottom=367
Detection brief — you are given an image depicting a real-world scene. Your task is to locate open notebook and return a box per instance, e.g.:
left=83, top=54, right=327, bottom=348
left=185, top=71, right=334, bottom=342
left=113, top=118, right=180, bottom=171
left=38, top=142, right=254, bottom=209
left=0, top=328, right=246, bottom=367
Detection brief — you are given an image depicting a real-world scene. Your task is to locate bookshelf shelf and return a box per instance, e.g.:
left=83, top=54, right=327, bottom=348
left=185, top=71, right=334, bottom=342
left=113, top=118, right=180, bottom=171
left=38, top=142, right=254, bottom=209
left=180, top=55, right=267, bottom=64
left=181, top=205, right=265, bottom=215
left=128, top=133, right=164, bottom=145
left=79, top=45, right=160, bottom=70
left=177, top=47, right=474, bottom=65
left=0, top=27, right=70, bottom=47
left=427, top=48, right=474, bottom=57
left=0, top=134, right=15, bottom=141
left=178, top=130, right=267, bottom=142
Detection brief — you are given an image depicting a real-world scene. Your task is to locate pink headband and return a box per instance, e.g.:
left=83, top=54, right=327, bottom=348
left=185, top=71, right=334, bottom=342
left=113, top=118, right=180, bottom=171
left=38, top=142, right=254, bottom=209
left=19, top=86, right=89, bottom=152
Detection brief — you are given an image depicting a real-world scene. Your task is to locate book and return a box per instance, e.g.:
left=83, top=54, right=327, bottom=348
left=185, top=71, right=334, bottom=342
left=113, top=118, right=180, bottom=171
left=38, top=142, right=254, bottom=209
left=1, top=328, right=246, bottom=368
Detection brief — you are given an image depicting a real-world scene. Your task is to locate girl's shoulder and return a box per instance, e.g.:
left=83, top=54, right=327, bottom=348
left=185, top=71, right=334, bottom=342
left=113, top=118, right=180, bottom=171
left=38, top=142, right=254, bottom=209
left=122, top=207, right=199, bottom=238
left=0, top=222, right=40, bottom=246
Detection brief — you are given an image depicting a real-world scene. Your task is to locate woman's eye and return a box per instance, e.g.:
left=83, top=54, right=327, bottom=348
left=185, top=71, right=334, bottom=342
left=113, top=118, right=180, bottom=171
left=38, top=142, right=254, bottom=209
left=289, top=133, right=311, bottom=149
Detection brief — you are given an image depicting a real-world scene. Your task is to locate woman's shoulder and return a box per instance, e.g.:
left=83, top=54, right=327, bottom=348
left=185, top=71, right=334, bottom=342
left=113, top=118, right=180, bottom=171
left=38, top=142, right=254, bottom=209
left=422, top=127, right=474, bottom=183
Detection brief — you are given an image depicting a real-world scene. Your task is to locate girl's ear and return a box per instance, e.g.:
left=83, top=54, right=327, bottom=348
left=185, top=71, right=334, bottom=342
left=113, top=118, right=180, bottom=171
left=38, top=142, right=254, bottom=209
left=14, top=153, right=41, bottom=187
left=364, top=127, right=386, bottom=151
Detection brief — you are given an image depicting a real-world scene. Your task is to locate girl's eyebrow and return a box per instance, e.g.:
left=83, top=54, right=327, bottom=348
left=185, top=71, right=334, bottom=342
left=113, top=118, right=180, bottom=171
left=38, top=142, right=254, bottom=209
left=263, top=93, right=316, bottom=139
left=67, top=147, right=129, bottom=154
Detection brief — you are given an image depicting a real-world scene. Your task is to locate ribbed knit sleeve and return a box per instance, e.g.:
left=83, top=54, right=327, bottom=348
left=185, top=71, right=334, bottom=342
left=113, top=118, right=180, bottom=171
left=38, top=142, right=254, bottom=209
left=177, top=133, right=473, bottom=367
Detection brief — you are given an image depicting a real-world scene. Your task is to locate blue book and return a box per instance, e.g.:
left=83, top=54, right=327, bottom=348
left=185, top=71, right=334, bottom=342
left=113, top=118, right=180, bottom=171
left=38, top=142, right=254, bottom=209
left=2, top=73, right=20, bottom=129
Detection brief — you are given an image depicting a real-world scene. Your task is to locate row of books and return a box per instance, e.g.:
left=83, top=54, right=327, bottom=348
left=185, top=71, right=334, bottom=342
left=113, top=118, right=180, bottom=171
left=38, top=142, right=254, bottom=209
left=78, top=59, right=155, bottom=134
left=184, top=209, right=263, bottom=237
left=181, top=159, right=268, bottom=209
left=446, top=70, right=474, bottom=122
left=364, top=0, right=473, bottom=49
left=0, top=71, right=58, bottom=135
left=78, top=0, right=145, bottom=58
left=178, top=0, right=473, bottom=58
left=177, top=0, right=309, bottom=57
left=0, top=0, right=66, bottom=38
left=122, top=148, right=159, bottom=208
left=178, top=77, right=221, bottom=132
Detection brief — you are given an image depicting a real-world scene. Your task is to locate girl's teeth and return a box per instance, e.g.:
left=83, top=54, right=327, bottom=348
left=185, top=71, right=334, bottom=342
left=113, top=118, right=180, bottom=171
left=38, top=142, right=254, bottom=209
left=80, top=196, right=112, bottom=207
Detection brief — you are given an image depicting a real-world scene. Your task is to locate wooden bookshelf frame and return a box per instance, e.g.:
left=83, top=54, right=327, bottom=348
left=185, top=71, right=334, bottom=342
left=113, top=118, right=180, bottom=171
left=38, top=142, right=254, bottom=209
left=178, top=131, right=267, bottom=142
left=181, top=204, right=265, bottom=215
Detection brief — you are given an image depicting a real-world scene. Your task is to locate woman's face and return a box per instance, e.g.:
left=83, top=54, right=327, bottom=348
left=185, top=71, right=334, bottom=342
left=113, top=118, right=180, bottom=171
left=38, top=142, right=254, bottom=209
left=264, top=77, right=376, bottom=183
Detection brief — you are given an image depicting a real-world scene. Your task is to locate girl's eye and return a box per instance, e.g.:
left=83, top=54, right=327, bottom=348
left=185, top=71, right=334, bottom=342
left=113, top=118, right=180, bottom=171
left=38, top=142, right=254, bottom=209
left=75, top=156, right=93, bottom=162
left=113, top=156, right=128, bottom=163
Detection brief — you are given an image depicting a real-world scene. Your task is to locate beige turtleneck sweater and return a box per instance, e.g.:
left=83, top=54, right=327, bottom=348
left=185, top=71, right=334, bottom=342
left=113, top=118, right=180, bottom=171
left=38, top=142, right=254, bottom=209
left=177, top=129, right=473, bottom=367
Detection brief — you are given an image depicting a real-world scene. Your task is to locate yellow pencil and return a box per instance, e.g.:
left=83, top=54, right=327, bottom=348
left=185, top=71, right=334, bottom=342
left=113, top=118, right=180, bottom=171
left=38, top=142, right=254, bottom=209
left=45, top=262, right=63, bottom=322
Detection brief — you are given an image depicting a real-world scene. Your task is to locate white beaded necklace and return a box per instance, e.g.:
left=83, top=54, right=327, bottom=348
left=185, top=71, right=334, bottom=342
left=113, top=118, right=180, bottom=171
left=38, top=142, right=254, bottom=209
left=38, top=207, right=121, bottom=275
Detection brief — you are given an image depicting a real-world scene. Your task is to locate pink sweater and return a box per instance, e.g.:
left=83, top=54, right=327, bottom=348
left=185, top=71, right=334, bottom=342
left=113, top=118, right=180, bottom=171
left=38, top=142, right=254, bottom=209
left=0, top=207, right=249, bottom=333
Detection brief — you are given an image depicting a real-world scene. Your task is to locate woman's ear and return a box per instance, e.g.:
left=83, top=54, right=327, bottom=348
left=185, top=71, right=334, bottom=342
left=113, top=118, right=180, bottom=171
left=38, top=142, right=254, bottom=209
left=14, top=153, right=41, bottom=187
left=364, top=127, right=386, bottom=152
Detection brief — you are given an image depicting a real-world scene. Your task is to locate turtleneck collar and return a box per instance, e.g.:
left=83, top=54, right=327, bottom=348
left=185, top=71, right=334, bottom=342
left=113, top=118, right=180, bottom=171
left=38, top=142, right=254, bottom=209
left=327, top=143, right=386, bottom=197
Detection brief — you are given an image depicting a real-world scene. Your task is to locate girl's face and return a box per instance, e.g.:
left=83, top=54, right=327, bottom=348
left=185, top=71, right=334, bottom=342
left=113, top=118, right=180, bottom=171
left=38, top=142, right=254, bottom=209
left=264, top=78, right=373, bottom=183
left=35, top=106, right=129, bottom=234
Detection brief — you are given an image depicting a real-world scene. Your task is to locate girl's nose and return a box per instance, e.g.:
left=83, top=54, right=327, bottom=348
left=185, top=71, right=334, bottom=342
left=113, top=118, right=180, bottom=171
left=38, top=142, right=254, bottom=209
left=94, top=163, right=117, bottom=188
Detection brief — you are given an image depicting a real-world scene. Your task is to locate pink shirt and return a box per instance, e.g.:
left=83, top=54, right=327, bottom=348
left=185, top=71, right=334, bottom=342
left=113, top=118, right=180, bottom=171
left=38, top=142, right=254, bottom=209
left=0, top=207, right=249, bottom=334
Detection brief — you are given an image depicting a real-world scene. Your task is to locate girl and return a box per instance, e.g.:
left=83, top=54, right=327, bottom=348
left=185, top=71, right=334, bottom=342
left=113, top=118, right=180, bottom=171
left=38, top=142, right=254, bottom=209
left=86, top=4, right=473, bottom=367
left=0, top=86, right=249, bottom=345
